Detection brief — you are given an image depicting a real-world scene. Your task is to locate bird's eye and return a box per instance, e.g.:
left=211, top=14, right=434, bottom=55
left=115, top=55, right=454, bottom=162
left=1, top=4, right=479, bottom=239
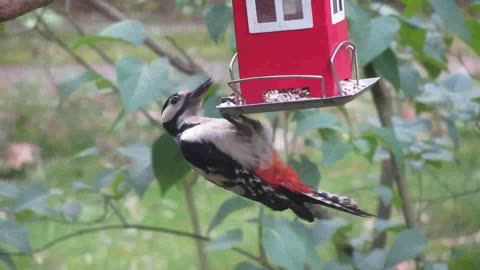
left=170, top=96, right=180, bottom=105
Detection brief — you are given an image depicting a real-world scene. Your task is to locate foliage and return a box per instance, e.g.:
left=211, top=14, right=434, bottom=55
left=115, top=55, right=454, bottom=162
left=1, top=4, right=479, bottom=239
left=0, top=0, right=479, bottom=269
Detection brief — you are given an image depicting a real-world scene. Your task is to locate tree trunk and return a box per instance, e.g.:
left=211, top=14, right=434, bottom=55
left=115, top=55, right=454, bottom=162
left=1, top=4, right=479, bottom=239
left=0, top=0, right=53, bottom=22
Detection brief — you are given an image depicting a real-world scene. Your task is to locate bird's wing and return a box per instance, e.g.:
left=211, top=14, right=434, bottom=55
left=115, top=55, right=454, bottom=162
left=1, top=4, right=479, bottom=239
left=178, top=139, right=294, bottom=211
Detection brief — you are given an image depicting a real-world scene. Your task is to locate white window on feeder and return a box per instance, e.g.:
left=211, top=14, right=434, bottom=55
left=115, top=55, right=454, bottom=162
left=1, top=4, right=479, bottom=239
left=246, top=0, right=313, bottom=33
left=331, top=0, right=346, bottom=24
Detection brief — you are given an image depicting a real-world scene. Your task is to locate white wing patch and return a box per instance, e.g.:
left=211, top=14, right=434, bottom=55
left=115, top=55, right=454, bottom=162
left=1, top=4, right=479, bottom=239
left=181, top=119, right=273, bottom=169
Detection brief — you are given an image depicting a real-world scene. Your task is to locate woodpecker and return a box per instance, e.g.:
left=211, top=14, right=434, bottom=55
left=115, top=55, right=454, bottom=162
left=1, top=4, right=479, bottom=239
left=161, top=79, right=373, bottom=222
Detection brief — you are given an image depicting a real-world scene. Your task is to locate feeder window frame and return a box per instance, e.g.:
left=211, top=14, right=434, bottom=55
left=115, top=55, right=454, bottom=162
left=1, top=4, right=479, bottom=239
left=331, top=0, right=346, bottom=24
left=246, top=0, right=313, bottom=34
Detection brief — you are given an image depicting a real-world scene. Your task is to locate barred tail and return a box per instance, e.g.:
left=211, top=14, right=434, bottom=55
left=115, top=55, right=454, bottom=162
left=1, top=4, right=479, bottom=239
left=305, top=190, right=375, bottom=218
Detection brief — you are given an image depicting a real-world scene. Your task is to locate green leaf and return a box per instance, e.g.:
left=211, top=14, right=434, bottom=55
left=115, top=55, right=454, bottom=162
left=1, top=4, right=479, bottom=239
left=0, top=220, right=31, bottom=253
left=295, top=111, right=342, bottom=136
left=100, top=20, right=145, bottom=46
left=424, top=33, right=446, bottom=63
left=353, top=136, right=378, bottom=163
left=425, top=262, right=448, bottom=270
left=72, top=181, right=94, bottom=192
left=117, top=144, right=151, bottom=165
left=206, top=5, right=233, bottom=42
left=399, top=65, right=421, bottom=99
left=263, top=218, right=306, bottom=270
left=13, top=186, right=53, bottom=216
left=207, top=197, right=253, bottom=233
left=399, top=20, right=427, bottom=54
left=466, top=19, right=480, bottom=55
left=362, top=127, right=405, bottom=172
left=353, top=16, right=401, bottom=65
left=321, top=139, right=353, bottom=167
left=384, top=229, right=428, bottom=268
left=322, top=261, right=354, bottom=270
left=72, top=36, right=133, bottom=50
left=401, top=0, right=424, bottom=17
left=373, top=49, right=400, bottom=89
left=429, top=0, right=471, bottom=42
left=313, top=218, right=348, bottom=247
left=207, top=229, right=242, bottom=251
left=374, top=219, right=406, bottom=233
left=229, top=23, right=237, bottom=50
left=125, top=164, right=153, bottom=198
left=61, top=201, right=82, bottom=222
left=443, top=117, right=459, bottom=147
left=151, top=134, right=191, bottom=195
left=71, top=147, right=99, bottom=160
left=116, top=57, right=169, bottom=112
left=0, top=181, right=18, bottom=199
left=290, top=155, right=321, bottom=189
left=0, top=247, right=17, bottom=270
left=353, top=250, right=386, bottom=270
left=95, top=170, right=119, bottom=191
left=235, top=262, right=267, bottom=270
left=58, top=70, right=97, bottom=108
left=442, top=74, right=473, bottom=92
left=117, top=145, right=153, bottom=197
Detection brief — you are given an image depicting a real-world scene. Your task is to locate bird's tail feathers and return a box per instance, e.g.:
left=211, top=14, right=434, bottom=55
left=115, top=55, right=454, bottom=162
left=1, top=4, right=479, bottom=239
left=305, top=190, right=374, bottom=218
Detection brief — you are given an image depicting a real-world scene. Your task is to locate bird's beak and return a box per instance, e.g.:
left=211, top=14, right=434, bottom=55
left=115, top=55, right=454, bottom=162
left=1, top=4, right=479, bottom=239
left=186, top=78, right=213, bottom=105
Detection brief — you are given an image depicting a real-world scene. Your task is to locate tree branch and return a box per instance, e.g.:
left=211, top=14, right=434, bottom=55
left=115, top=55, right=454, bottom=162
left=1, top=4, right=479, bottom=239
left=257, top=206, right=268, bottom=265
left=184, top=176, right=210, bottom=270
left=0, top=0, right=52, bottom=22
left=0, top=223, right=274, bottom=268
left=365, top=64, right=417, bottom=249
left=85, top=0, right=204, bottom=75
left=108, top=200, right=128, bottom=226
left=418, top=186, right=480, bottom=204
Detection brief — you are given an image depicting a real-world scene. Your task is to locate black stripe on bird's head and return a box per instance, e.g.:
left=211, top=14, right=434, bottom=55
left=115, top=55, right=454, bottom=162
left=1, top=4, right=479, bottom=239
left=161, top=78, right=213, bottom=136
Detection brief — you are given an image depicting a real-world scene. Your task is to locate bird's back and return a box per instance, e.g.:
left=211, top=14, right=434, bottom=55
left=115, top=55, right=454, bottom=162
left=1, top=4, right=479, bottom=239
left=179, top=117, right=274, bottom=169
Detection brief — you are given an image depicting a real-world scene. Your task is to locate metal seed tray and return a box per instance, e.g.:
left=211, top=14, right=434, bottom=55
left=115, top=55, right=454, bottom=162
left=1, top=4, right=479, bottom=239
left=217, top=77, right=380, bottom=115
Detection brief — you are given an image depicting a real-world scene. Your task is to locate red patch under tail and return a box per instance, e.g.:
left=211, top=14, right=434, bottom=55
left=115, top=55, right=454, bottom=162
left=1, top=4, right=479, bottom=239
left=255, top=151, right=312, bottom=193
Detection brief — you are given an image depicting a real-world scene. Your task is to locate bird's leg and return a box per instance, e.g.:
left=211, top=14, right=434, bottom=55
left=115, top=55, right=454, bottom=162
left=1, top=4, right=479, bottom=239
left=220, top=112, right=253, bottom=137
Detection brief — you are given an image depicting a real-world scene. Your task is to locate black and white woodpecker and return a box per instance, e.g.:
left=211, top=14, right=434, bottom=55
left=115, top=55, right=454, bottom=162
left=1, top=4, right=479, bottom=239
left=160, top=79, right=373, bottom=222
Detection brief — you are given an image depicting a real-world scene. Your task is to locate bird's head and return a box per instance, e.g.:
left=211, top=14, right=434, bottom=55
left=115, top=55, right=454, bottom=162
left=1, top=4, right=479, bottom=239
left=161, top=78, right=213, bottom=136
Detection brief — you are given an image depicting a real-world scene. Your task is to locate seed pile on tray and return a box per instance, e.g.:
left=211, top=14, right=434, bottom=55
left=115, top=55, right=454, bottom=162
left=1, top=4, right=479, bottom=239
left=339, top=80, right=366, bottom=96
left=263, top=87, right=311, bottom=103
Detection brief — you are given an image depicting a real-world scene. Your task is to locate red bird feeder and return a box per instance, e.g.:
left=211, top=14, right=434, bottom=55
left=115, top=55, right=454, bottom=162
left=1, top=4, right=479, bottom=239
left=218, top=0, right=380, bottom=115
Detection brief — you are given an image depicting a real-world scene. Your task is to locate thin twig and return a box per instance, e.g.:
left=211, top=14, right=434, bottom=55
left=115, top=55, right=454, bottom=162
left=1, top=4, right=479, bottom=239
left=108, top=200, right=128, bottom=226
left=257, top=206, right=268, bottom=265
left=283, top=112, right=290, bottom=160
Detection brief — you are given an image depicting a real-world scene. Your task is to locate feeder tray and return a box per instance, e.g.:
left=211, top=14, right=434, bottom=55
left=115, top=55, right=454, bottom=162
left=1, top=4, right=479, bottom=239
left=217, top=41, right=380, bottom=116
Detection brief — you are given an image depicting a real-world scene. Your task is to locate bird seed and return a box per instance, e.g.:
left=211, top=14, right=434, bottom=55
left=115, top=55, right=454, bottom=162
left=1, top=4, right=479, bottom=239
left=263, top=87, right=311, bottom=103
left=339, top=80, right=367, bottom=96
